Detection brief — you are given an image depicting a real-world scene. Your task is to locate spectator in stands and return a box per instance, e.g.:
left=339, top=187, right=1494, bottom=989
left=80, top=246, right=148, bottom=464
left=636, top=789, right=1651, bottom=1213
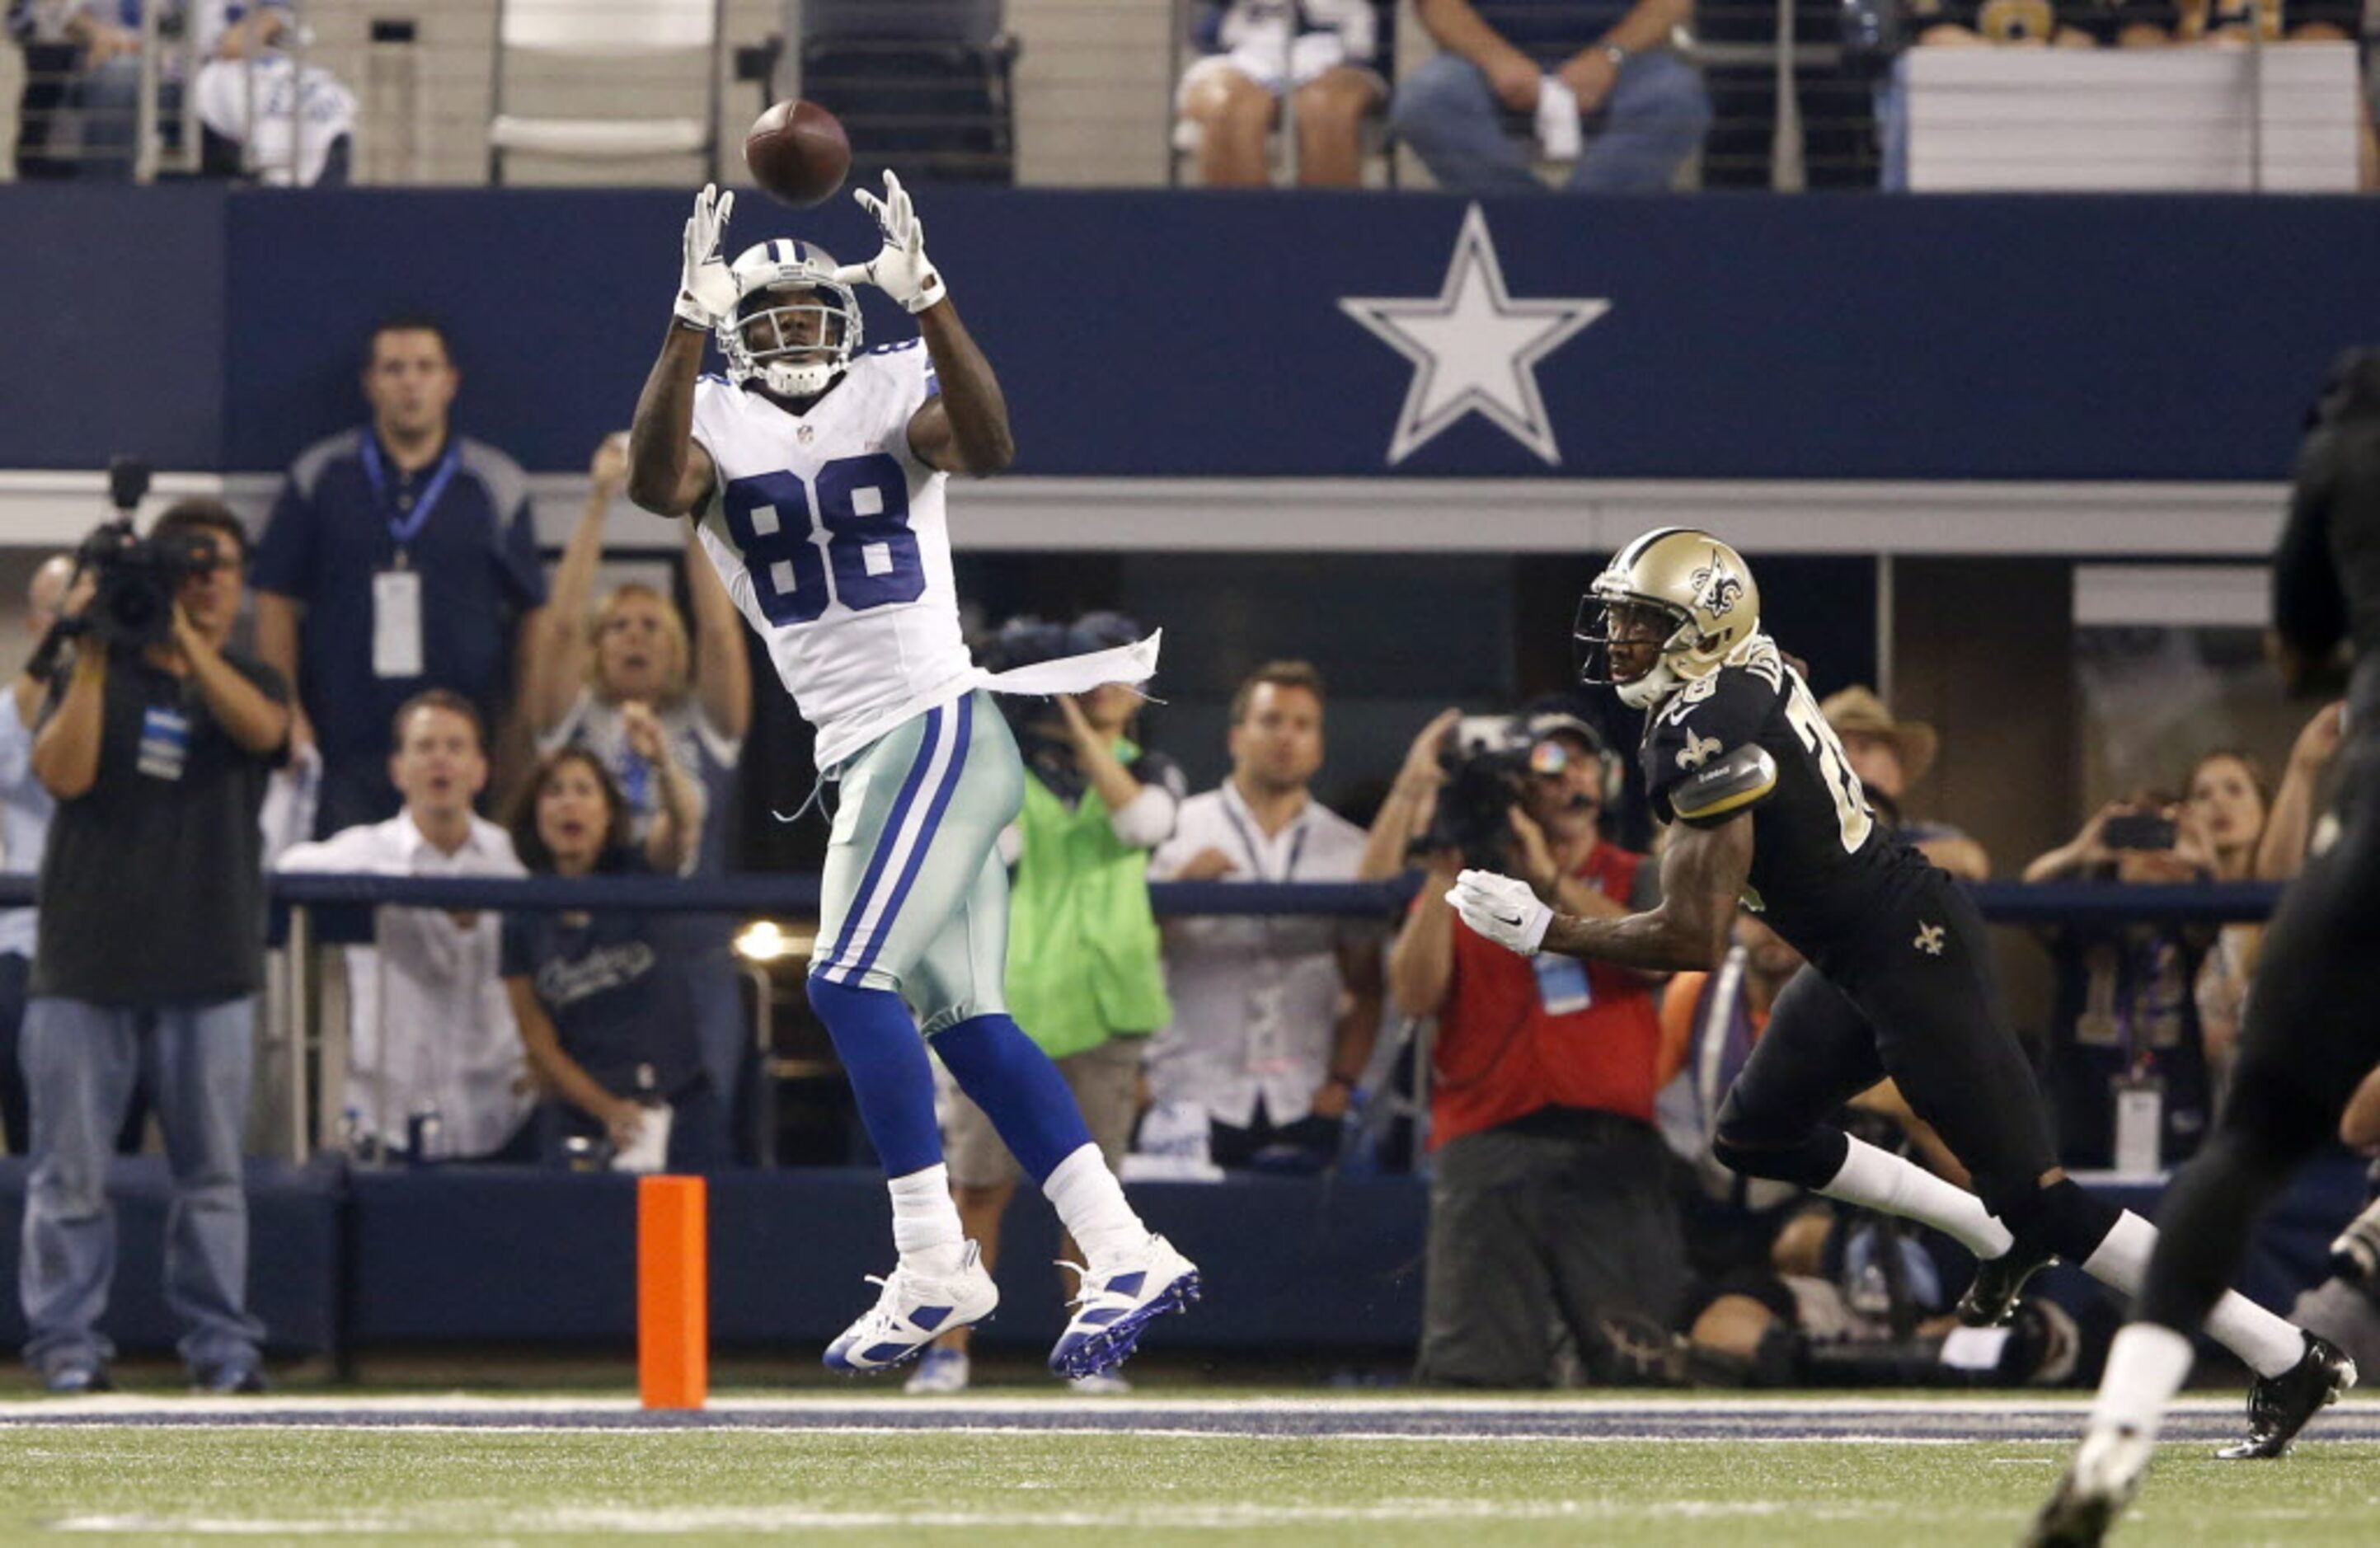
left=1875, top=0, right=2173, bottom=190
left=2020, top=758, right=2270, bottom=1170
left=1390, top=0, right=1712, bottom=193
left=524, top=433, right=752, bottom=1151
left=21, top=500, right=287, bottom=1395
left=1389, top=706, right=1683, bottom=1385
left=1144, top=660, right=1384, bottom=1174
left=252, top=315, right=546, bottom=840
left=275, top=691, right=533, bottom=1163
left=1176, top=1, right=1389, bottom=186
left=0, top=553, right=73, bottom=1155
left=4, top=2, right=307, bottom=181
left=908, top=613, right=1185, bottom=1397
left=502, top=744, right=721, bottom=1173
left=1819, top=685, right=1991, bottom=880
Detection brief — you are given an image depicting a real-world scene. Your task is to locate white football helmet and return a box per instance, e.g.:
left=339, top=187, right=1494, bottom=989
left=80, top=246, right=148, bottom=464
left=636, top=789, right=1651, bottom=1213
left=1575, top=528, right=1762, bottom=710
left=719, top=238, right=863, bottom=400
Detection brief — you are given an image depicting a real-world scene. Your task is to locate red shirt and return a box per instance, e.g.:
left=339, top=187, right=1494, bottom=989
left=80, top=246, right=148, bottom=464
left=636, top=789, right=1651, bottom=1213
left=1426, top=842, right=1664, bottom=1149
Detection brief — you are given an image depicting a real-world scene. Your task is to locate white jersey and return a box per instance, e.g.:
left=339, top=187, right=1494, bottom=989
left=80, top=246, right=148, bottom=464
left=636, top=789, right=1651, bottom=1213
left=690, top=345, right=979, bottom=772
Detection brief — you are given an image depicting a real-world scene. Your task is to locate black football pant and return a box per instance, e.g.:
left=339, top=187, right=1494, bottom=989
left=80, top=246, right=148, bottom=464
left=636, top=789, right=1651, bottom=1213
left=2137, top=734, right=2380, bottom=1335
left=1712, top=869, right=2099, bottom=1248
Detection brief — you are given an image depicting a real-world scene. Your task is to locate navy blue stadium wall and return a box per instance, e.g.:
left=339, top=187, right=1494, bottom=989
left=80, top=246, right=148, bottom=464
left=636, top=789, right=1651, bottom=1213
left=4, top=188, right=2379, bottom=481
left=0, top=1157, right=2358, bottom=1358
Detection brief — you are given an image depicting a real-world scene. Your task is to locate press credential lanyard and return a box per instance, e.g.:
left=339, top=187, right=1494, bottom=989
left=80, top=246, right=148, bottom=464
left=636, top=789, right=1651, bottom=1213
left=362, top=436, right=460, bottom=680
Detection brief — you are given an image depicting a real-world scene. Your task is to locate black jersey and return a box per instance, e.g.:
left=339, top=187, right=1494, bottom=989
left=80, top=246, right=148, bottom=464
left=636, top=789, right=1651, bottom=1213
left=1639, top=635, right=1932, bottom=969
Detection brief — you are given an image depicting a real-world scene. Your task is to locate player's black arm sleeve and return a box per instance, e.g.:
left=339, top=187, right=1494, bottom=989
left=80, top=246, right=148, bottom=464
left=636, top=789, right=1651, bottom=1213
left=908, top=299, right=1015, bottom=477
left=627, top=323, right=716, bottom=517
left=2270, top=453, right=2349, bottom=690
left=1539, top=814, right=1752, bottom=973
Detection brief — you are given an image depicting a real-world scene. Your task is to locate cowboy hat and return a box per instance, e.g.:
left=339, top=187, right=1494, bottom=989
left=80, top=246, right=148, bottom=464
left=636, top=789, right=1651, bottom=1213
left=1819, top=685, right=1937, bottom=786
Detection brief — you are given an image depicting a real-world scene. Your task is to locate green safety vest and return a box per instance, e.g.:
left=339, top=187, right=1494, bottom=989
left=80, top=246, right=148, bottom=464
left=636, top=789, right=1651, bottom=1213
left=1004, top=741, right=1171, bottom=1059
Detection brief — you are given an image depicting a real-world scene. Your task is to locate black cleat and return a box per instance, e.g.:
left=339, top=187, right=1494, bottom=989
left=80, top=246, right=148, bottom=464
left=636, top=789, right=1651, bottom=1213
left=2025, top=1424, right=2152, bottom=1547
left=2216, top=1332, right=2357, bottom=1459
left=1960, top=1238, right=2058, bottom=1327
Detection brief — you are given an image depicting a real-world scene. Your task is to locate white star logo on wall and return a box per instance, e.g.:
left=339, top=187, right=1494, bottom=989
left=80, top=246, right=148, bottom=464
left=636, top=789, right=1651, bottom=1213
left=1339, top=204, right=1611, bottom=467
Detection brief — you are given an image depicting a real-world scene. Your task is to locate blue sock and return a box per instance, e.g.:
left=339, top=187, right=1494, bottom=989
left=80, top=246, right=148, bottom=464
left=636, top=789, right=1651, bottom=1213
left=932, top=1014, right=1092, bottom=1184
left=806, top=976, right=941, bottom=1177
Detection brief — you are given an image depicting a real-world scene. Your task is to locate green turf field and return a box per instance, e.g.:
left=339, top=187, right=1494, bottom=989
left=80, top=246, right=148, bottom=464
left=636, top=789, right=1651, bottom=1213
left=2, top=1424, right=2376, bottom=1546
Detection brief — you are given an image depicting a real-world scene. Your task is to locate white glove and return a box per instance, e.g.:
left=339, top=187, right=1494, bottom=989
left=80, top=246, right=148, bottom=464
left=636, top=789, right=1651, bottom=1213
left=831, top=171, right=946, bottom=315
left=674, top=183, right=737, bottom=332
left=1446, top=868, right=1553, bottom=955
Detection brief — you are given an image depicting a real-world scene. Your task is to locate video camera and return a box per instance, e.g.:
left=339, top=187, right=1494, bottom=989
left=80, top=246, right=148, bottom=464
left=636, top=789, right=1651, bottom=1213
left=74, top=457, right=218, bottom=653
left=1411, top=711, right=1622, bottom=870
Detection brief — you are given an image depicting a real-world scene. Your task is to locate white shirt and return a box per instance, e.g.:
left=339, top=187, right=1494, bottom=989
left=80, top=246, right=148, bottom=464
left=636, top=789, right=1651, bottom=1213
left=0, top=688, right=51, bottom=960
left=690, top=349, right=977, bottom=774
left=275, top=811, right=531, bottom=1159
left=1145, top=781, right=1373, bottom=1129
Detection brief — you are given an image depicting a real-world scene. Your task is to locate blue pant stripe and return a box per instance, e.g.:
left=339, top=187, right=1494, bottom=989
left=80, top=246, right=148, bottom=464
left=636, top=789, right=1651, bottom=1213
left=847, top=694, right=974, bottom=981
left=819, top=705, right=944, bottom=978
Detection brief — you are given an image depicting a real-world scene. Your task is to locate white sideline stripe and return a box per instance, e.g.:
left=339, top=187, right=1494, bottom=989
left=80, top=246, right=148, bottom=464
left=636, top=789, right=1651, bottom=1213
left=54, top=1499, right=1809, bottom=1534
left=817, top=706, right=960, bottom=983
left=0, top=1392, right=2262, bottom=1417
left=0, top=1421, right=1984, bottom=1444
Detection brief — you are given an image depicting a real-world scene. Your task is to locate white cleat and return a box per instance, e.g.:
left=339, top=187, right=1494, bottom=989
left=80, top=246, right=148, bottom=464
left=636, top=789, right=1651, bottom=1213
left=2026, top=1424, right=2153, bottom=1547
left=1048, top=1233, right=1200, bottom=1379
left=1066, top=1369, right=1133, bottom=1396
left=824, top=1242, right=998, bottom=1375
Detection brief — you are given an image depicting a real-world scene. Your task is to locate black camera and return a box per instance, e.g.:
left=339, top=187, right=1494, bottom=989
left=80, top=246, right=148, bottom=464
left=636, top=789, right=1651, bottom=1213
left=77, top=517, right=219, bottom=653
left=2101, top=812, right=2178, bottom=852
left=1413, top=744, right=1533, bottom=870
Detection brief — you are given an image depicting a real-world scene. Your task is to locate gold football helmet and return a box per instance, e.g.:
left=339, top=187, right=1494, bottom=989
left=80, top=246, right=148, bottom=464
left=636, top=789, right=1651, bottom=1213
left=1575, top=528, right=1762, bottom=709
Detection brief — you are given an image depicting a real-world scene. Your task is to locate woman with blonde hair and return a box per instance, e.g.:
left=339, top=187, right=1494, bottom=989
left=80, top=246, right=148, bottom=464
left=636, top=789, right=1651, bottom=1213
left=524, top=434, right=753, bottom=1150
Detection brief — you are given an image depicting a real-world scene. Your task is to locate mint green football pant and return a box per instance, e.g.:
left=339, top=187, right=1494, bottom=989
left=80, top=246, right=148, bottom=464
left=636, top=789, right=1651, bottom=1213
left=808, top=690, right=1018, bottom=1034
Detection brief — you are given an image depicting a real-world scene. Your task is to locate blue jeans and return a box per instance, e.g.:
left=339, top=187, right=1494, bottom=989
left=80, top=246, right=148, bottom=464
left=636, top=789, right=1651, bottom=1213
left=73, top=54, right=181, bottom=183
left=1390, top=50, right=1711, bottom=194
left=18, top=996, right=265, bottom=1375
left=1875, top=55, right=1911, bottom=192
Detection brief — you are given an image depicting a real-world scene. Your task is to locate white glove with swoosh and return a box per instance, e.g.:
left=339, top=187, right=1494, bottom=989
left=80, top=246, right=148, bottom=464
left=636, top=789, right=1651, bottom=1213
left=1447, top=869, right=1552, bottom=955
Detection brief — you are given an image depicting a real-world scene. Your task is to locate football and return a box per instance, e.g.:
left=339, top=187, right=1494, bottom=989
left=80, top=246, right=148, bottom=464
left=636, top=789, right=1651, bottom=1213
left=744, top=99, right=851, bottom=209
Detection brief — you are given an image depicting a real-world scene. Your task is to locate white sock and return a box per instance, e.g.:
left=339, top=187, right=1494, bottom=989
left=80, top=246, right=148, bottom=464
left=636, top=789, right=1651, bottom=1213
left=1819, top=1135, right=2015, bottom=1260
left=2079, top=1210, right=2305, bottom=1379
left=1041, top=1143, right=1145, bottom=1265
left=2088, top=1321, right=2196, bottom=1440
left=889, top=1164, right=966, bottom=1275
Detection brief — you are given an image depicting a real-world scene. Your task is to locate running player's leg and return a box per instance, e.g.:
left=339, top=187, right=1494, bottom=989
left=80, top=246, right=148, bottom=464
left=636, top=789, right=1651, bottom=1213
left=1714, top=962, right=2015, bottom=1261
left=1860, top=875, right=2305, bottom=1377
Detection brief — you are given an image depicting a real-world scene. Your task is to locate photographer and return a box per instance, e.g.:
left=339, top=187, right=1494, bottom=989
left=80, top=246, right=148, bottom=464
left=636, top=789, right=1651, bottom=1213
left=2021, top=760, right=2268, bottom=1171
left=1387, top=704, right=1683, bottom=1386
left=22, top=498, right=289, bottom=1395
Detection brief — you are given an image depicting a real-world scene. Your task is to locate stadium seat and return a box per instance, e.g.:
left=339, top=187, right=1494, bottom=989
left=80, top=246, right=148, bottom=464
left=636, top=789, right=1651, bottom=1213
left=797, top=0, right=1019, bottom=186
left=486, top=0, right=725, bottom=185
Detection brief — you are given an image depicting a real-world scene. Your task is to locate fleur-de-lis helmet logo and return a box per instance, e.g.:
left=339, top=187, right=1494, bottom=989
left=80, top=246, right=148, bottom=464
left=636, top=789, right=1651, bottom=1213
left=1691, top=556, right=1745, bottom=621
